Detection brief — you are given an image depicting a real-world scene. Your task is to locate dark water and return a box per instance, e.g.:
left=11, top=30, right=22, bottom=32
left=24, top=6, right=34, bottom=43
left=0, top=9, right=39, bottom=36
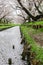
left=0, top=26, right=27, bottom=65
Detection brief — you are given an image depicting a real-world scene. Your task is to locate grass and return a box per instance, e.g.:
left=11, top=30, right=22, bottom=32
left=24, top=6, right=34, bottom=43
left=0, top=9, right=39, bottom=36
left=33, top=21, right=43, bottom=25
left=24, top=20, right=43, bottom=25
left=0, top=23, right=21, bottom=31
left=20, top=24, right=43, bottom=63
left=0, top=23, right=14, bottom=31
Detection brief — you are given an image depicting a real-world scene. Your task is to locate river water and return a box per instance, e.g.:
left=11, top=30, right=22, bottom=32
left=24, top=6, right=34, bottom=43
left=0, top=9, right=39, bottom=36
left=0, top=26, right=27, bottom=65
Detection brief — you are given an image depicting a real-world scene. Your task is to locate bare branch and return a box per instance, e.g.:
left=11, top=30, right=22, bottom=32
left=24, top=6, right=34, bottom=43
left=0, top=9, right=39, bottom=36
left=34, top=2, right=43, bottom=14
left=17, top=0, right=43, bottom=21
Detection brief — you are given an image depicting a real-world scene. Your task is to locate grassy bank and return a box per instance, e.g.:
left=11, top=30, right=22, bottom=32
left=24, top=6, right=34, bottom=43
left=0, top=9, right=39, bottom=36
left=24, top=20, right=43, bottom=26
left=0, top=24, right=14, bottom=31
left=21, top=21, right=43, bottom=64
left=0, top=23, right=21, bottom=31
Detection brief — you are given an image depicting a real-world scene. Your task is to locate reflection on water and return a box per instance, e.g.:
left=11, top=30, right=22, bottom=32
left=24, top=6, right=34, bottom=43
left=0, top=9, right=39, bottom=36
left=0, top=26, right=27, bottom=65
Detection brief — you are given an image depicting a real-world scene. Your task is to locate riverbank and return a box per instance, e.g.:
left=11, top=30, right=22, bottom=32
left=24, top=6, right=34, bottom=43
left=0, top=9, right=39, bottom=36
left=20, top=21, right=43, bottom=65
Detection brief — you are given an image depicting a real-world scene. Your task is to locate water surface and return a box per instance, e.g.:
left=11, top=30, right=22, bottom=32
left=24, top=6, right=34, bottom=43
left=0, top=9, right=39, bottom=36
left=0, top=26, right=27, bottom=65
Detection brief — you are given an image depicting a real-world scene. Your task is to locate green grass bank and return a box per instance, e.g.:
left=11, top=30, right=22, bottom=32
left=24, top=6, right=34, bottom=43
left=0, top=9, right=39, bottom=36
left=20, top=21, right=43, bottom=64
left=0, top=23, right=21, bottom=31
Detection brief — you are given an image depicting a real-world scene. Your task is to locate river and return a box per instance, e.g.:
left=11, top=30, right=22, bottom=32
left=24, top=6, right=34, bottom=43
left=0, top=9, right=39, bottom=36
left=0, top=26, right=27, bottom=65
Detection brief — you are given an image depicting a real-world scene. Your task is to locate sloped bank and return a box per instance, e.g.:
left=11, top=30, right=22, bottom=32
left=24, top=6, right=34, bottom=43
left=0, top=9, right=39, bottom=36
left=0, top=26, right=15, bottom=31
left=0, top=24, right=19, bottom=31
left=20, top=26, right=43, bottom=65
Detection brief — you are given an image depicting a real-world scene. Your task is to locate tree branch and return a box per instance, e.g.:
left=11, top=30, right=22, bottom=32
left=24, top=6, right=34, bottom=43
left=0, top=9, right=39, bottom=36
left=34, top=2, right=43, bottom=14
left=17, top=0, right=36, bottom=20
left=17, top=0, right=43, bottom=21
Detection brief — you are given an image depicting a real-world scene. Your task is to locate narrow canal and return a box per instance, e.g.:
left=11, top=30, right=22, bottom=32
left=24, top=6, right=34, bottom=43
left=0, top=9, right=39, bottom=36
left=0, top=26, right=27, bottom=65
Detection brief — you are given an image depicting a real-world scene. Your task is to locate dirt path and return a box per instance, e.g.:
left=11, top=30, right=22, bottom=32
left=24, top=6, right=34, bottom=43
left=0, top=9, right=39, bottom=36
left=32, top=33, right=43, bottom=46
left=28, top=28, right=43, bottom=46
